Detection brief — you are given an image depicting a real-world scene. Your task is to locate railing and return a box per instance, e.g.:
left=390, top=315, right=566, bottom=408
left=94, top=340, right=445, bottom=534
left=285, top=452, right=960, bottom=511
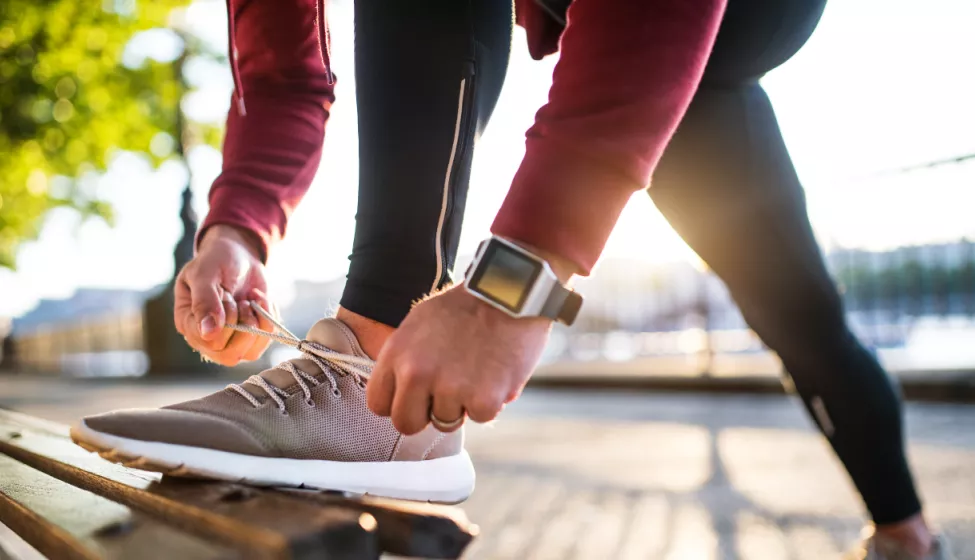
left=543, top=155, right=975, bottom=375
left=7, top=239, right=974, bottom=377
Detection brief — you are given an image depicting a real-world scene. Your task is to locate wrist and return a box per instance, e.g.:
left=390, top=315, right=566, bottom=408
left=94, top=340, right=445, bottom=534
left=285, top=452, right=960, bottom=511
left=199, top=224, right=264, bottom=261
left=459, top=285, right=551, bottom=326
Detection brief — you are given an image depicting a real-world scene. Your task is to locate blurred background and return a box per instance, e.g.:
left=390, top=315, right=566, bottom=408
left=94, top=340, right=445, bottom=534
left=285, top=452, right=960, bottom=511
left=2, top=1, right=975, bottom=558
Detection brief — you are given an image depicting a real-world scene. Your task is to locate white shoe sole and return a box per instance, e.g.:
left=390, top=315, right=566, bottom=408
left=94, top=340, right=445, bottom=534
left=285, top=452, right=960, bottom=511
left=70, top=421, right=476, bottom=504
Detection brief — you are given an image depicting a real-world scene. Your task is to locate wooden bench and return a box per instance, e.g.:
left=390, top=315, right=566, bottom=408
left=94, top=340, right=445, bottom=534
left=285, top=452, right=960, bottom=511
left=0, top=410, right=477, bottom=559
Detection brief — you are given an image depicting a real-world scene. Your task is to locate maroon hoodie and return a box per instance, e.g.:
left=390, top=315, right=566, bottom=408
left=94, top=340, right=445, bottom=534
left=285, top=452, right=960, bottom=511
left=200, top=0, right=726, bottom=273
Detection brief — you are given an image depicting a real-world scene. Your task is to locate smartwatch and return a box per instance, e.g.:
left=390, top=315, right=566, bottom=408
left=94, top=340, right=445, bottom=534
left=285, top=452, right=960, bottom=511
left=463, top=236, right=583, bottom=325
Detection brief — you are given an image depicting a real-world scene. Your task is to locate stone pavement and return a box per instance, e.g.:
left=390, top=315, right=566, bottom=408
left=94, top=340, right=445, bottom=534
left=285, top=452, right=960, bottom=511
left=1, top=376, right=974, bottom=559
left=462, top=390, right=975, bottom=559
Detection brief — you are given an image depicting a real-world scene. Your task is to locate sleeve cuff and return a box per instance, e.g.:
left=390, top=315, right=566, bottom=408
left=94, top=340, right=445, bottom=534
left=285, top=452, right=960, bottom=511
left=196, top=185, right=287, bottom=263
left=491, top=139, right=643, bottom=275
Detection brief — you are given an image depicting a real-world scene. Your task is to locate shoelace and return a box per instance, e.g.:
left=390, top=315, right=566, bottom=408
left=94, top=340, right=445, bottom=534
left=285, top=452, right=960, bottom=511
left=224, top=304, right=374, bottom=414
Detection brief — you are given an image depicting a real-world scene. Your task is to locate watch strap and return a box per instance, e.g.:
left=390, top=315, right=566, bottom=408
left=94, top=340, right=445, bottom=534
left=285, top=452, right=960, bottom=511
left=540, top=283, right=583, bottom=326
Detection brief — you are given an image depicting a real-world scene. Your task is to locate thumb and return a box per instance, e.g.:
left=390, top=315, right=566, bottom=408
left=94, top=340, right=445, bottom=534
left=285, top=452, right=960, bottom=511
left=186, top=272, right=226, bottom=341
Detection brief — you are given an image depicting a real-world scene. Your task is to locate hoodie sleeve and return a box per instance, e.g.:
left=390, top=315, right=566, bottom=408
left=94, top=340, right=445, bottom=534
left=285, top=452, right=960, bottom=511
left=197, top=0, right=335, bottom=261
left=492, top=0, right=726, bottom=274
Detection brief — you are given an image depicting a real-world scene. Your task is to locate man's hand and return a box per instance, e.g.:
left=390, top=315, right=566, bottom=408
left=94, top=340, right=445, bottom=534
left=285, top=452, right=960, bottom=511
left=366, top=285, right=553, bottom=435
left=174, top=225, right=278, bottom=366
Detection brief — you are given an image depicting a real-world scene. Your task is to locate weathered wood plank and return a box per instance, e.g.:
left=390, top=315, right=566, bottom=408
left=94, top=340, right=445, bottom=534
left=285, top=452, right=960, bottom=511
left=0, top=486, right=97, bottom=560
left=0, top=409, right=475, bottom=559
left=0, top=520, right=47, bottom=560
left=0, top=429, right=376, bottom=559
left=0, top=455, right=231, bottom=560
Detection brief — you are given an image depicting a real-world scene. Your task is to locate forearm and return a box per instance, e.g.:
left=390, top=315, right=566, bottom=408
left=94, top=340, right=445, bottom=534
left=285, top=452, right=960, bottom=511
left=199, top=89, right=332, bottom=262
left=493, top=0, right=726, bottom=273
left=197, top=0, right=335, bottom=262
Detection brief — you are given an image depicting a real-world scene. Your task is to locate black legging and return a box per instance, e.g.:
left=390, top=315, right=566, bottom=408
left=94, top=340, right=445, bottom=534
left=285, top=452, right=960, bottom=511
left=342, top=0, right=922, bottom=524
left=343, top=0, right=511, bottom=324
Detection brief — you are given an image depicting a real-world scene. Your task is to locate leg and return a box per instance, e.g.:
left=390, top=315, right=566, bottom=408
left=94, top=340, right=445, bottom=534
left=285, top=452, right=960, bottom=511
left=650, top=84, right=931, bottom=551
left=340, top=0, right=512, bottom=340
left=651, top=82, right=923, bottom=527
left=649, top=0, right=931, bottom=549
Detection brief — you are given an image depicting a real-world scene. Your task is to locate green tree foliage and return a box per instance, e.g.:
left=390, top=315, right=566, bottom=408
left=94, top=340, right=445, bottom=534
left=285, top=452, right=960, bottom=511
left=0, top=0, right=195, bottom=268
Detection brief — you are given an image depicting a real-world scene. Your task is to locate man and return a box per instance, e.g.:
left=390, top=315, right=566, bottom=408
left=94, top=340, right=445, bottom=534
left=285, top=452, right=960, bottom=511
left=71, top=0, right=949, bottom=557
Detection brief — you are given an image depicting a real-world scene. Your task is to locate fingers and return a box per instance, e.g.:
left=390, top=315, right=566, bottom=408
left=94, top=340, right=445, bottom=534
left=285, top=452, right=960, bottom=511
left=465, top=392, right=504, bottom=424
left=174, top=274, right=222, bottom=354
left=189, top=277, right=227, bottom=343
left=217, top=291, right=239, bottom=348
left=366, top=353, right=396, bottom=418
left=246, top=288, right=280, bottom=328
left=174, top=270, right=276, bottom=366
left=371, top=344, right=504, bottom=434
left=242, top=292, right=274, bottom=361
left=198, top=292, right=241, bottom=366
left=389, top=365, right=431, bottom=435
left=430, top=385, right=466, bottom=433
left=210, top=298, right=258, bottom=366
left=171, top=246, right=277, bottom=367
left=249, top=288, right=273, bottom=316
left=174, top=261, right=228, bottom=353
left=505, top=382, right=526, bottom=404
left=174, top=275, right=193, bottom=338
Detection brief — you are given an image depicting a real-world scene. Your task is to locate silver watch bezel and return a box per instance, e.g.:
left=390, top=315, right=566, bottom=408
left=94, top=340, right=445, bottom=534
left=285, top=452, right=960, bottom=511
left=463, top=236, right=560, bottom=320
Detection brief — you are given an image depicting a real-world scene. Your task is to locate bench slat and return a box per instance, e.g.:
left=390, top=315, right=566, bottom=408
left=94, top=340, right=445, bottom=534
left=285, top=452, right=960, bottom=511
left=0, top=456, right=231, bottom=560
left=0, top=481, right=98, bottom=560
left=0, top=415, right=376, bottom=559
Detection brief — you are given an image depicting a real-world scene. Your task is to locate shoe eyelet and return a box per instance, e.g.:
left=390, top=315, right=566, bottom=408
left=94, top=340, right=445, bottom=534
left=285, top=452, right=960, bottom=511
left=331, top=388, right=342, bottom=398
left=279, top=408, right=289, bottom=416
left=305, top=399, right=315, bottom=408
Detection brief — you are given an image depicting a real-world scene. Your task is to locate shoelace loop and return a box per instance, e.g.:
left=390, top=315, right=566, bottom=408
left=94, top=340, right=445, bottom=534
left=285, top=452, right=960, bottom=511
left=223, top=304, right=373, bottom=412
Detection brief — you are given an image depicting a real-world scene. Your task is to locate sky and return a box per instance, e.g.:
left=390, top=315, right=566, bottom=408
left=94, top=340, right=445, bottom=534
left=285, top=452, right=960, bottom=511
left=1, top=0, right=974, bottom=318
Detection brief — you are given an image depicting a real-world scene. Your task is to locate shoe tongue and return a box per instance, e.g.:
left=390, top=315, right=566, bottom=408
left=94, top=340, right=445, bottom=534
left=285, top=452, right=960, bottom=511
left=304, top=318, right=369, bottom=357
left=242, top=318, right=370, bottom=397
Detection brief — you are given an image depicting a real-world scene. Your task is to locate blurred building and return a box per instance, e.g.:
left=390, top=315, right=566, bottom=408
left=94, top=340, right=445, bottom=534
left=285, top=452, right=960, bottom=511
left=3, top=277, right=348, bottom=377
left=8, top=287, right=158, bottom=376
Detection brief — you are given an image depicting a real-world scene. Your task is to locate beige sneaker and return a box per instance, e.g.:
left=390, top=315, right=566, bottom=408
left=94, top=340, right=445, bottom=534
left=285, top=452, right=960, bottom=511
left=846, top=527, right=955, bottom=560
left=70, top=317, right=475, bottom=504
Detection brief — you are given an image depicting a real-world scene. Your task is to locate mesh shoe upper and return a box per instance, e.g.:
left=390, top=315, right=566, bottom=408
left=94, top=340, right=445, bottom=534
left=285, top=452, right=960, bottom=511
left=81, top=317, right=461, bottom=462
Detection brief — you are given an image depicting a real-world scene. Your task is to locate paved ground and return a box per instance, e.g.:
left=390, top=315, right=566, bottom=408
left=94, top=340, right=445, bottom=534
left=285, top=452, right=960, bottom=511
left=1, top=376, right=974, bottom=559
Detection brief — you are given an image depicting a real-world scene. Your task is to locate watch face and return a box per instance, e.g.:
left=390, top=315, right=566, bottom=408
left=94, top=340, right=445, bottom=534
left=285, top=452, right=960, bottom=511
left=469, top=241, right=543, bottom=313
